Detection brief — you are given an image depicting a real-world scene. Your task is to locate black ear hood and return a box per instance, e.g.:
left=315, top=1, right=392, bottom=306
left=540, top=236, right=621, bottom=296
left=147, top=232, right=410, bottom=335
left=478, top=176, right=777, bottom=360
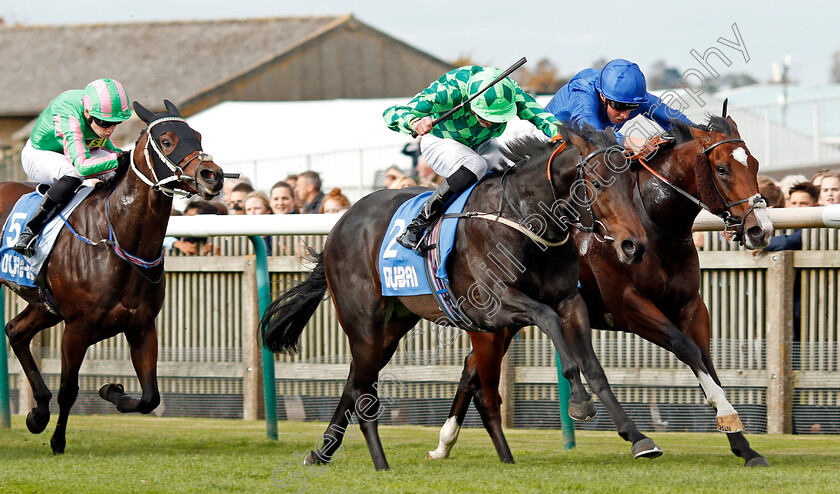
left=138, top=100, right=202, bottom=165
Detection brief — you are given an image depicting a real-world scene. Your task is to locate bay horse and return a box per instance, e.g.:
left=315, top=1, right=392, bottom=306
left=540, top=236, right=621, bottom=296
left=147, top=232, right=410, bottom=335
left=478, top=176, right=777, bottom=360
left=0, top=100, right=224, bottom=454
left=430, top=114, right=774, bottom=467
left=261, top=125, right=649, bottom=470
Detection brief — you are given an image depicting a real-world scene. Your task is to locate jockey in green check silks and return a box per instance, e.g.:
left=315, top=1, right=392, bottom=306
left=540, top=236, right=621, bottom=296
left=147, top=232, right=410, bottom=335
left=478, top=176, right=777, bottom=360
left=383, top=65, right=563, bottom=250
left=14, top=78, right=132, bottom=257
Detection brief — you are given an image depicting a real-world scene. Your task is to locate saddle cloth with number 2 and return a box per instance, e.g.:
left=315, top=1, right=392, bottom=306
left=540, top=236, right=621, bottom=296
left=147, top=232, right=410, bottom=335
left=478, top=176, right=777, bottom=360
left=378, top=183, right=479, bottom=296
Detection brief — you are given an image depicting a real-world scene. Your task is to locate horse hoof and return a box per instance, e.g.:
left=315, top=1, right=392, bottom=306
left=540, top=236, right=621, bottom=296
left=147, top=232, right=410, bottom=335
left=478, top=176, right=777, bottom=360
left=632, top=438, right=663, bottom=459
left=304, top=451, right=327, bottom=466
left=25, top=409, right=50, bottom=434
left=745, top=456, right=769, bottom=467
left=568, top=399, right=597, bottom=421
left=426, top=450, right=447, bottom=460
left=51, top=436, right=66, bottom=455
left=98, top=383, right=125, bottom=402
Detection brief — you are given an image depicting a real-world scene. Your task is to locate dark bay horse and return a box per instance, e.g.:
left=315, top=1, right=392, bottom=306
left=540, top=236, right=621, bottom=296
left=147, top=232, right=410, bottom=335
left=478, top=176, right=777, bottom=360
left=430, top=115, right=774, bottom=467
left=261, top=126, right=649, bottom=470
left=0, top=100, right=224, bottom=453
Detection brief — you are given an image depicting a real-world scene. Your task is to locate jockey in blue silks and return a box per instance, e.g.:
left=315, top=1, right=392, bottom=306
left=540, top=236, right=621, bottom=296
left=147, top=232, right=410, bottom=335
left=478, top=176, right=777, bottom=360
left=545, top=59, right=694, bottom=148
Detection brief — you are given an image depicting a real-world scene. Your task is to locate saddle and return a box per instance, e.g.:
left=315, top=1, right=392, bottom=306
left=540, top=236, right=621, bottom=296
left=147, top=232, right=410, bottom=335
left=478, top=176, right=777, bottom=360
left=0, top=187, right=94, bottom=289
left=420, top=218, right=481, bottom=331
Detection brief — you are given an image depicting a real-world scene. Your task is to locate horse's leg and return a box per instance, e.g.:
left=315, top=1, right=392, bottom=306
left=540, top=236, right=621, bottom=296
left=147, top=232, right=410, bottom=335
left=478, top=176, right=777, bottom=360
left=305, top=361, right=362, bottom=465
left=427, top=350, right=475, bottom=459
left=498, top=290, right=590, bottom=422
left=682, top=297, right=768, bottom=467
left=466, top=330, right=515, bottom=463
left=644, top=297, right=741, bottom=431
left=350, top=328, right=401, bottom=471
left=428, top=328, right=518, bottom=460
left=49, top=324, right=92, bottom=454
left=558, top=295, right=662, bottom=459
left=4, top=305, right=62, bottom=434
left=623, top=289, right=765, bottom=465
left=99, top=326, right=160, bottom=414
left=306, top=315, right=417, bottom=471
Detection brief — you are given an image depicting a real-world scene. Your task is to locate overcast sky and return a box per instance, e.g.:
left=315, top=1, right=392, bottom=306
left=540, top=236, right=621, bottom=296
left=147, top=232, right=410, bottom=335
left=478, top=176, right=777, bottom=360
left=1, top=1, right=835, bottom=86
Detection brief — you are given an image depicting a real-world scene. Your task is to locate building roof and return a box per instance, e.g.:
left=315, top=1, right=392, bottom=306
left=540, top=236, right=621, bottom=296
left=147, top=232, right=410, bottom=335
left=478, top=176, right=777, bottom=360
left=715, top=83, right=840, bottom=106
left=715, top=83, right=840, bottom=145
left=0, top=15, right=358, bottom=116
left=183, top=98, right=545, bottom=202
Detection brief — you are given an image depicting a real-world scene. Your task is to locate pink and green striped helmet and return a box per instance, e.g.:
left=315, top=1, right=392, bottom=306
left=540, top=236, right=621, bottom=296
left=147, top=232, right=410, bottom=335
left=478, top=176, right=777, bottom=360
left=82, top=78, right=131, bottom=122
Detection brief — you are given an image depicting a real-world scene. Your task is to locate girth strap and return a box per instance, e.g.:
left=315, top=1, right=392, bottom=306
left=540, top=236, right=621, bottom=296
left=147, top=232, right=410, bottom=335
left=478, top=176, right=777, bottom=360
left=443, top=211, right=570, bottom=247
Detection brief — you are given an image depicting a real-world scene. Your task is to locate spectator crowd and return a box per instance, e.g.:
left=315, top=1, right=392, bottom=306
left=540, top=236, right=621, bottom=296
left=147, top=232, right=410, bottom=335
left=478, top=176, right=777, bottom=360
left=167, top=146, right=444, bottom=256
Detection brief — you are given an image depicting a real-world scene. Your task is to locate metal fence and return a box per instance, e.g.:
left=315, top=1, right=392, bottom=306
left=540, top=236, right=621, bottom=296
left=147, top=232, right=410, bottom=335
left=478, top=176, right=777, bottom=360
left=4, top=227, right=839, bottom=434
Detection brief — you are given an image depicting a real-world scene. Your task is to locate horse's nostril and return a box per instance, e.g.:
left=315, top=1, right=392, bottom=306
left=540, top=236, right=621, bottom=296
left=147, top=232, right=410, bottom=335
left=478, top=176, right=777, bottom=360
left=635, top=244, right=646, bottom=259
left=747, top=226, right=762, bottom=239
left=199, top=169, right=217, bottom=182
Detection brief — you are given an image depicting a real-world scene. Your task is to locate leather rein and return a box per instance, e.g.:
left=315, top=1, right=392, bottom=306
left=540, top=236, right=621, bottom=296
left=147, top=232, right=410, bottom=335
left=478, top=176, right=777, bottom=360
left=630, top=136, right=765, bottom=240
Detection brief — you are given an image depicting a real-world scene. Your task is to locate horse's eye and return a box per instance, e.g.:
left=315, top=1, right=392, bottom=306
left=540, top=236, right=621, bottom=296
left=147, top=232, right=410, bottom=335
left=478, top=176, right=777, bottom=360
left=593, top=181, right=603, bottom=191
left=716, top=165, right=728, bottom=176
left=161, top=138, right=172, bottom=148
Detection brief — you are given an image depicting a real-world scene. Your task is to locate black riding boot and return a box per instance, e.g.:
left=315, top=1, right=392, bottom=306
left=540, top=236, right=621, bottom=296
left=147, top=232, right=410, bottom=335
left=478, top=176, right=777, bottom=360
left=397, top=166, right=478, bottom=250
left=13, top=176, right=82, bottom=257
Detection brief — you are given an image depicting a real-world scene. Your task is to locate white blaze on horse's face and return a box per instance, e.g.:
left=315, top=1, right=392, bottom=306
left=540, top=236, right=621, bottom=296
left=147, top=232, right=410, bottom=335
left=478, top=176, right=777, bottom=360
left=731, top=147, right=749, bottom=167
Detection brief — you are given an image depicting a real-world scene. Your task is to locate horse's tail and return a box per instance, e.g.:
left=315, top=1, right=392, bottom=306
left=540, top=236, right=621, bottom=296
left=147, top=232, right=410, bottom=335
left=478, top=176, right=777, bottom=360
left=260, top=251, right=328, bottom=354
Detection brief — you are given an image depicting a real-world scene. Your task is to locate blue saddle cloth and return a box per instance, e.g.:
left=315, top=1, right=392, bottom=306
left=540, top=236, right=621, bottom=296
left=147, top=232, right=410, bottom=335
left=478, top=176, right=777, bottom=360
left=378, top=183, right=479, bottom=296
left=0, top=188, right=93, bottom=287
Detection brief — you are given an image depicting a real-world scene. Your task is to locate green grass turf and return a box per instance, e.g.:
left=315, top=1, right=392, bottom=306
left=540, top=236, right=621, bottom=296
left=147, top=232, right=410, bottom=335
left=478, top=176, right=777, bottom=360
left=1, top=416, right=839, bottom=493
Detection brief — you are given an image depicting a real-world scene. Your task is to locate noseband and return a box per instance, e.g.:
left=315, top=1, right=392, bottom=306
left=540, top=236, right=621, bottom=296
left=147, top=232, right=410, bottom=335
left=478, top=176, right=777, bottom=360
left=132, top=116, right=214, bottom=198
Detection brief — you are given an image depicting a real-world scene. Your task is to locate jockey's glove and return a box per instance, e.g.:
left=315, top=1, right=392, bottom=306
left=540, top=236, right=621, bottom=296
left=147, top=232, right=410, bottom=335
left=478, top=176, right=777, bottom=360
left=117, top=150, right=132, bottom=168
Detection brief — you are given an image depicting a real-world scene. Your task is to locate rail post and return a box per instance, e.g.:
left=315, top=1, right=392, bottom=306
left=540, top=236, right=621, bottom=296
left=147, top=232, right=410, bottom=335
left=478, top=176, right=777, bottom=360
left=766, top=251, right=794, bottom=434
left=555, top=352, right=575, bottom=449
left=1, top=287, right=11, bottom=428
left=250, top=236, right=277, bottom=440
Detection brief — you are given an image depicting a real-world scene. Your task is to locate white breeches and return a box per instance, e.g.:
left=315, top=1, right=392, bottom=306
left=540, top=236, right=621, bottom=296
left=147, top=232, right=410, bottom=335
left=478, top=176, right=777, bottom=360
left=420, top=135, right=509, bottom=178
left=21, top=139, right=106, bottom=184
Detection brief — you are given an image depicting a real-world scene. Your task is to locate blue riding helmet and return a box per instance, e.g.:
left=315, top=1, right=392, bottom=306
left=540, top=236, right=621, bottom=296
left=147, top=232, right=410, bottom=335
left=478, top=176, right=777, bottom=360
left=595, top=59, right=649, bottom=104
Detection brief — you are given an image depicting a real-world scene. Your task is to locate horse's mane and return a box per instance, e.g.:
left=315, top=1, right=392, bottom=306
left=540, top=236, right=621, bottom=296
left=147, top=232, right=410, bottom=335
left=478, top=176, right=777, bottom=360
left=574, top=123, right=619, bottom=150
left=107, top=128, right=147, bottom=182
left=667, top=114, right=733, bottom=146
left=500, top=131, right=565, bottom=169
left=499, top=123, right=617, bottom=170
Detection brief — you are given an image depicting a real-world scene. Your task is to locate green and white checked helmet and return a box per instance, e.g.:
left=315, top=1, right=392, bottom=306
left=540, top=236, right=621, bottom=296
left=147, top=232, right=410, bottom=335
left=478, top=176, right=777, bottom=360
left=468, top=68, right=517, bottom=123
left=82, top=78, right=131, bottom=122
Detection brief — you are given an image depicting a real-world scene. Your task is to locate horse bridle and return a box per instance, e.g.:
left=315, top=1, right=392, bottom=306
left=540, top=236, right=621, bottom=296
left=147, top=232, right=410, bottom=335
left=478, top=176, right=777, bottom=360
left=447, top=137, right=620, bottom=247
left=542, top=137, right=620, bottom=243
left=634, top=137, right=765, bottom=240
left=131, top=116, right=214, bottom=198
left=698, top=138, right=766, bottom=237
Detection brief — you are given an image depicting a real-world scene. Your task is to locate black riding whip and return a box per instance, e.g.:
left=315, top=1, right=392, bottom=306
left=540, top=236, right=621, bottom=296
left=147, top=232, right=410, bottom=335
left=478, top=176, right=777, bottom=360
left=410, top=57, right=527, bottom=138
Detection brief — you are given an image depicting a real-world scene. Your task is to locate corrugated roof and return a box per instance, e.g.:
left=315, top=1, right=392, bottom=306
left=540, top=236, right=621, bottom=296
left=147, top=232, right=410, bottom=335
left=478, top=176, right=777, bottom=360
left=715, top=83, right=840, bottom=143
left=0, top=16, right=350, bottom=115
left=715, top=83, right=840, bottom=106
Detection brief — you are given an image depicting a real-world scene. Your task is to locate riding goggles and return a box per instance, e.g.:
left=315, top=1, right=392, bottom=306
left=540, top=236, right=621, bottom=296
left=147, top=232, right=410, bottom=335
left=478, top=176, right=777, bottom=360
left=607, top=100, right=641, bottom=112
left=91, top=115, right=121, bottom=128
